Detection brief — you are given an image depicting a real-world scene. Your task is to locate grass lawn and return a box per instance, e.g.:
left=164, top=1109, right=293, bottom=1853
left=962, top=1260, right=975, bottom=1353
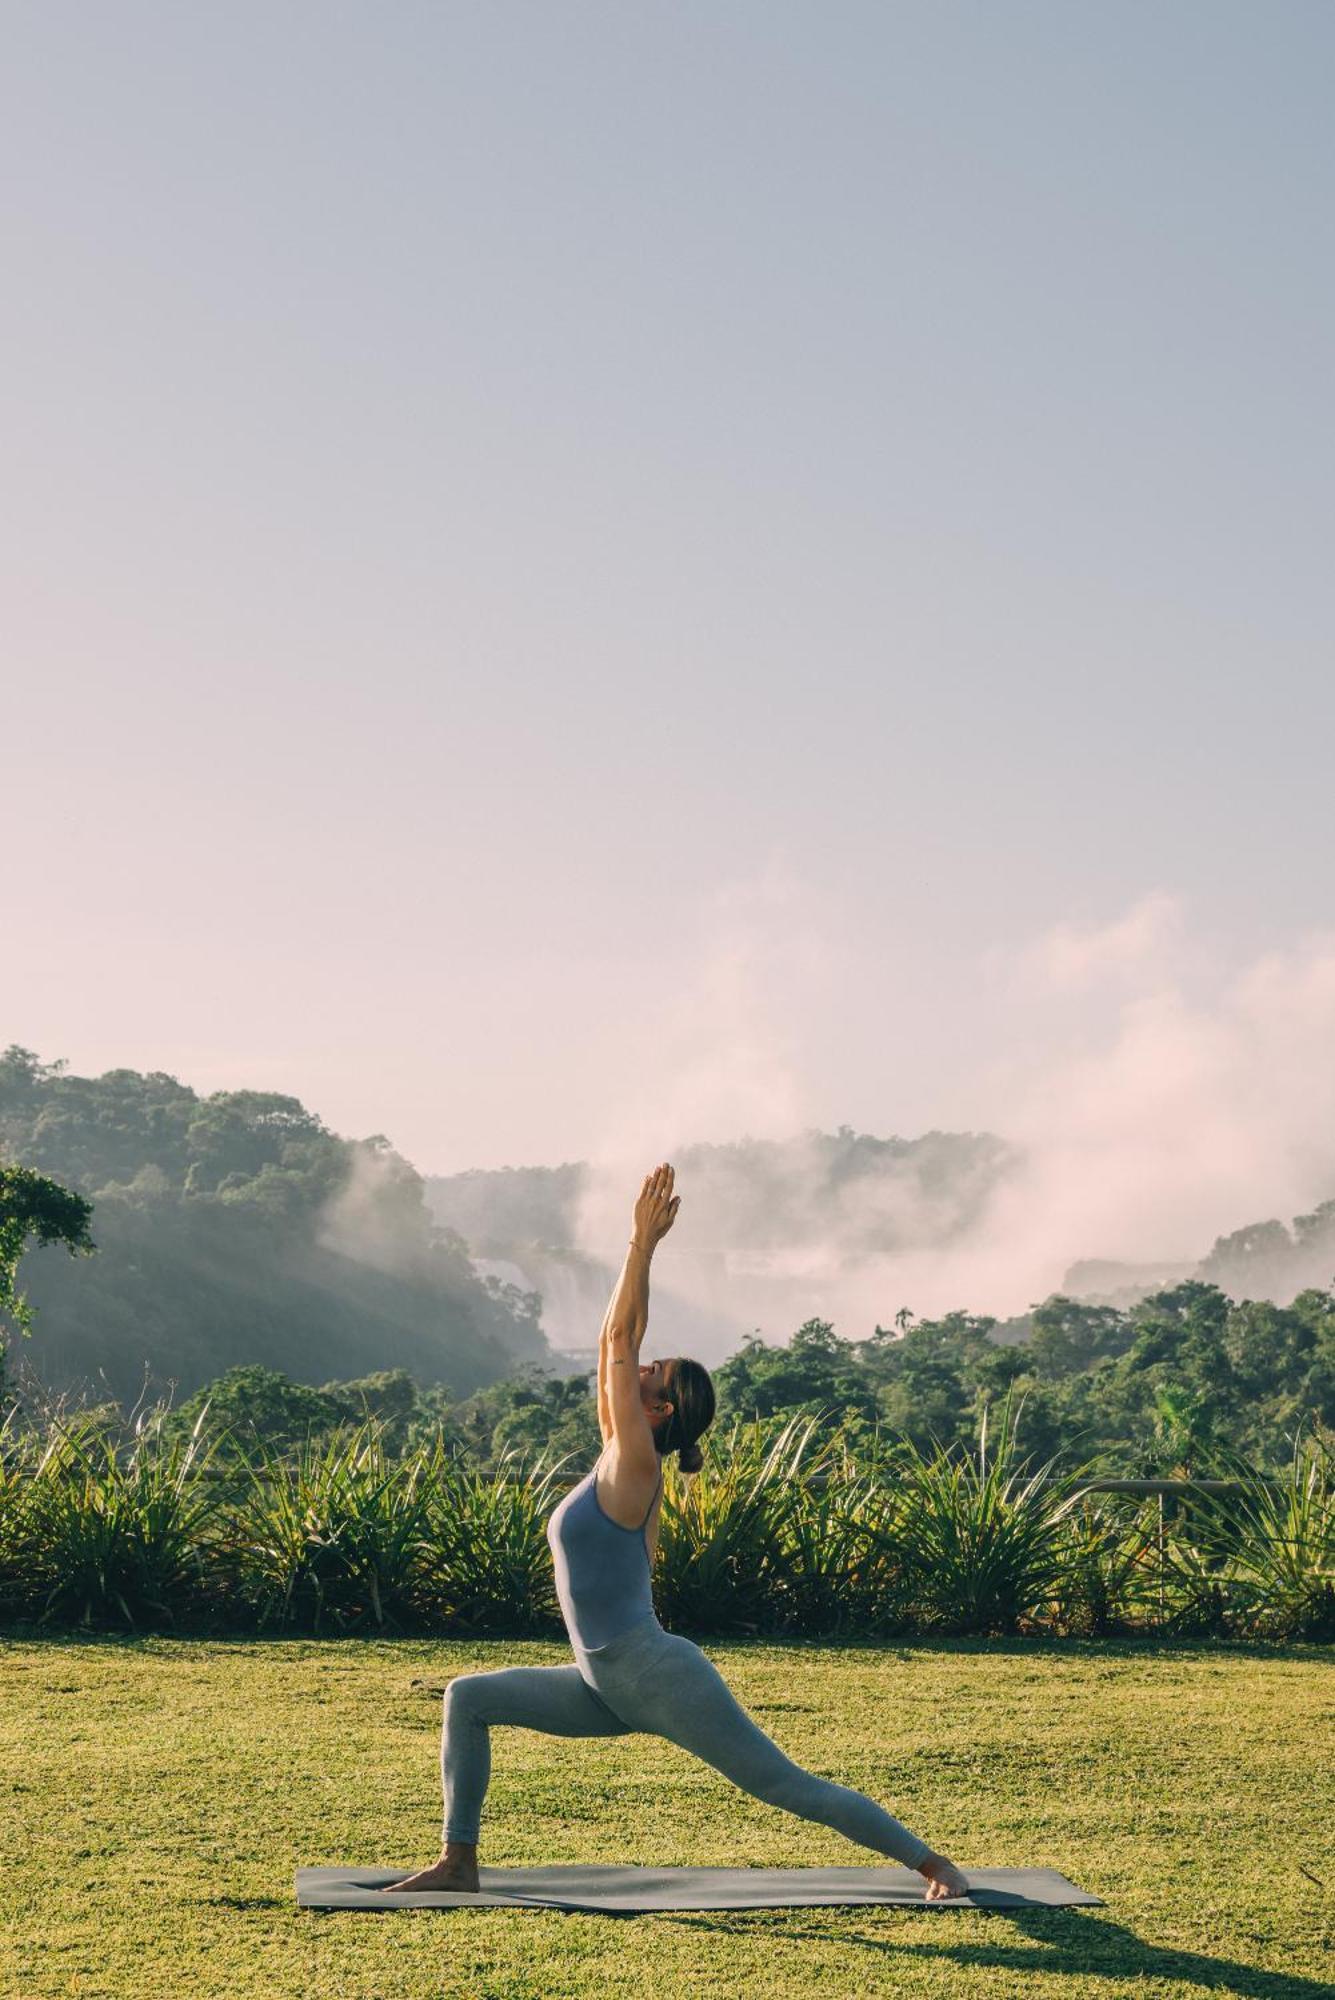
left=2, top=1630, right=1331, bottom=1999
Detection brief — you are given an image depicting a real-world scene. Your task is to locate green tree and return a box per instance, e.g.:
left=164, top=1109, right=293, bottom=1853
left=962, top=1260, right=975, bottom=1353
left=715, top=1318, right=879, bottom=1429
left=489, top=1370, right=602, bottom=1469
left=0, top=1164, right=96, bottom=1399
left=1026, top=1295, right=1129, bottom=1378
left=319, top=1368, right=420, bottom=1451
left=164, top=1364, right=346, bottom=1456
left=403, top=1367, right=600, bottom=1472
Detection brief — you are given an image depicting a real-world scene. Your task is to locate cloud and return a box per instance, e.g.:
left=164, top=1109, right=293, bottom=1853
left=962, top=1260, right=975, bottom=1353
left=990, top=888, right=1187, bottom=995
left=965, top=910, right=1335, bottom=1311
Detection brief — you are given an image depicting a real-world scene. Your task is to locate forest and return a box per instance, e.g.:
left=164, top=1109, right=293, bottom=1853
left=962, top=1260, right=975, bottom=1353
left=127, top=1278, right=1334, bottom=1482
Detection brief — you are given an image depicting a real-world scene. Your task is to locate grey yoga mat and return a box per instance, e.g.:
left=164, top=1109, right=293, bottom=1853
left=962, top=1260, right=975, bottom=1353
left=296, top=1864, right=1103, bottom=1912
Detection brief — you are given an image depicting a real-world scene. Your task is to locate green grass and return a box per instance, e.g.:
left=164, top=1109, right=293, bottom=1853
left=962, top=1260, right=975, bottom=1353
left=2, top=1633, right=1331, bottom=1999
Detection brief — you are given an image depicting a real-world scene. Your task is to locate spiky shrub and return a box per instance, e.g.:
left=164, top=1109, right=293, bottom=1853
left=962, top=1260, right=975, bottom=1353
left=856, top=1493, right=933, bottom=1635
left=893, top=1394, right=1089, bottom=1636
left=221, top=1423, right=438, bottom=1634
left=1174, top=1430, right=1335, bottom=1642
left=654, top=1415, right=812, bottom=1636
left=20, top=1411, right=218, bottom=1629
left=1140, top=1484, right=1240, bottom=1636
left=0, top=1412, right=39, bottom=1617
left=784, top=1422, right=921, bottom=1637
left=415, top=1442, right=570, bottom=1636
left=1046, top=1491, right=1159, bottom=1637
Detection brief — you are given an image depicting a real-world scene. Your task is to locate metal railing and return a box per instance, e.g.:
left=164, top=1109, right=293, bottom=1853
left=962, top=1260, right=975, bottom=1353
left=532, top=1472, right=1278, bottom=1493
left=1067, top=1478, right=1277, bottom=1494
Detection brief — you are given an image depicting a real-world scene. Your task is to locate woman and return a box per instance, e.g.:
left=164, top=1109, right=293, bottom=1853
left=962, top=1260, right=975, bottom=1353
left=388, top=1163, right=969, bottom=1900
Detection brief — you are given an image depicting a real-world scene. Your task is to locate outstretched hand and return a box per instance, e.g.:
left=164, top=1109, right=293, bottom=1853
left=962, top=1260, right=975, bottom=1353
left=633, top=1163, right=680, bottom=1249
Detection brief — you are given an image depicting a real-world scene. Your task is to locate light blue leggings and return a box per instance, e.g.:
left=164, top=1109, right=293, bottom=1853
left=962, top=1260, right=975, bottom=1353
left=439, top=1611, right=933, bottom=1869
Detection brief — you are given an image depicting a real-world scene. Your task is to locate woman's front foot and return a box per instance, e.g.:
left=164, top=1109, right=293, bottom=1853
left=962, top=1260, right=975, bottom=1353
left=917, top=1852, right=970, bottom=1901
left=381, top=1844, right=480, bottom=1894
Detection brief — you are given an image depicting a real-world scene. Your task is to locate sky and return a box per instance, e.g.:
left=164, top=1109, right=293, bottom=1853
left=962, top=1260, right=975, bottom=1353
left=5, top=4, right=1335, bottom=1314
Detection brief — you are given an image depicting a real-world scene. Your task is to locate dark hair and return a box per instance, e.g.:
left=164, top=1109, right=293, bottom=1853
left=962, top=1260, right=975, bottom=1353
left=656, top=1357, right=715, bottom=1475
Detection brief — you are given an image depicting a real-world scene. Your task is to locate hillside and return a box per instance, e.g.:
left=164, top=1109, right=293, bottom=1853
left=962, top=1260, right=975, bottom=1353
left=0, top=1047, right=547, bottom=1405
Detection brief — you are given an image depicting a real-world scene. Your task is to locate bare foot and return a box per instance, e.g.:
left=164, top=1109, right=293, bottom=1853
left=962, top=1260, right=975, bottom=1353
left=380, top=1857, right=481, bottom=1894
left=917, top=1852, right=970, bottom=1902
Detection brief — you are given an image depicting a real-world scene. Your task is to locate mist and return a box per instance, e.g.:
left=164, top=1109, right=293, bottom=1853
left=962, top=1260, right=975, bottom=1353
left=533, top=874, right=1335, bottom=1355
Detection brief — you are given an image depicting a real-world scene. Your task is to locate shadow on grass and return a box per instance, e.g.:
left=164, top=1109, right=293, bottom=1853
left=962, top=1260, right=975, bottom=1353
left=662, top=1905, right=1327, bottom=1998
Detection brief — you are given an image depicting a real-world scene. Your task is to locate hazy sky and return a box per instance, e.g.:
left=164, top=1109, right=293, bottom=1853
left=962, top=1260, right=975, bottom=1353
left=7, top=4, right=1335, bottom=1298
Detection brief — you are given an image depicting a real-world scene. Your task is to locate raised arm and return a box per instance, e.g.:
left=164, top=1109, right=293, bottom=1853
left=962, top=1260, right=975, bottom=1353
left=597, top=1335, right=612, bottom=1445
left=604, top=1254, right=654, bottom=1455
left=596, top=1232, right=651, bottom=1444
left=596, top=1316, right=617, bottom=1445
left=603, top=1164, right=680, bottom=1454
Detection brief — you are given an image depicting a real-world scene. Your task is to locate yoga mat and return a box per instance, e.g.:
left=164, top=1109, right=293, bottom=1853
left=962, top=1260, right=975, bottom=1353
left=296, top=1864, right=1103, bottom=1912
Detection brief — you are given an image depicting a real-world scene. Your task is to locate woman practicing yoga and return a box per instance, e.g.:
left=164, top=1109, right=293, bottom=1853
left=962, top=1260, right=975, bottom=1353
left=388, top=1163, right=969, bottom=1900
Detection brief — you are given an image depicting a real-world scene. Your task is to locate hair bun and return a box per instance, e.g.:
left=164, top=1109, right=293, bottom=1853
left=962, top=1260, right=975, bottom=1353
left=677, top=1439, right=704, bottom=1474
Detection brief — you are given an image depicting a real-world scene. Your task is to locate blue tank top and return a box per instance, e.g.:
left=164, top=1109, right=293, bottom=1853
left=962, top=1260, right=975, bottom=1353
left=547, top=1451, right=662, bottom=1650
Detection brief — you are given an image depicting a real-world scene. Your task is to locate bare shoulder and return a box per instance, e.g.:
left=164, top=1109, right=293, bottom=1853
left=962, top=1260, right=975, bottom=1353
left=594, top=1441, right=663, bottom=1531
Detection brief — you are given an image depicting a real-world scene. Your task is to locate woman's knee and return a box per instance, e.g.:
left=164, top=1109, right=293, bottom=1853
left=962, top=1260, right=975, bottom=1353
left=441, top=1671, right=488, bottom=1720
